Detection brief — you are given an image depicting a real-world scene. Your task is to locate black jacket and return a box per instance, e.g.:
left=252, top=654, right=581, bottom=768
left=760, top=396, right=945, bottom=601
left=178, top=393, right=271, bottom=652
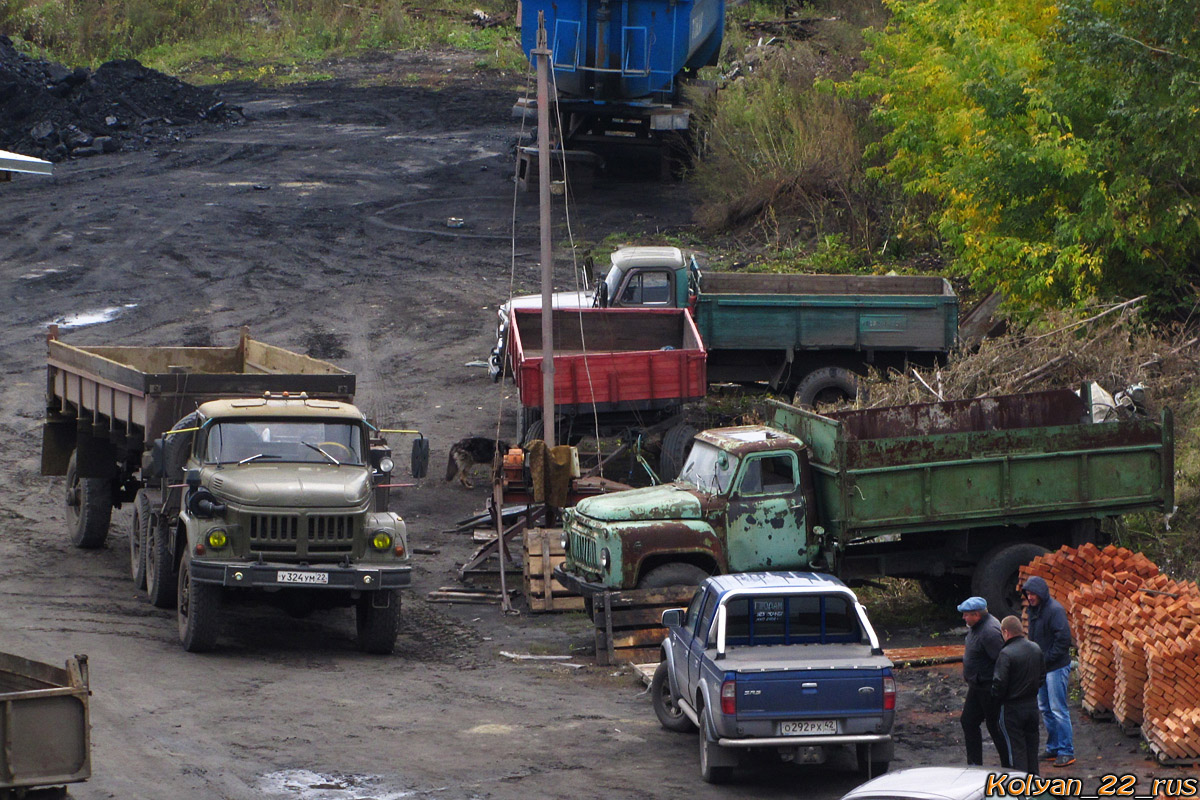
left=1023, top=575, right=1073, bottom=671
left=963, top=612, right=1004, bottom=685
left=993, top=635, right=1045, bottom=704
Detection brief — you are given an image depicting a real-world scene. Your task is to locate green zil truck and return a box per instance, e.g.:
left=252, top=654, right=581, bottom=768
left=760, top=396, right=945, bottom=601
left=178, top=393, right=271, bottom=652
left=42, top=327, right=427, bottom=654
left=555, top=389, right=1174, bottom=617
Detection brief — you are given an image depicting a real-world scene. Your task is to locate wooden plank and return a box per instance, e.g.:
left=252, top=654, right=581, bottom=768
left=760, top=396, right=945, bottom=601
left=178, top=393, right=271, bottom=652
left=593, top=605, right=679, bottom=629
left=528, top=595, right=586, bottom=612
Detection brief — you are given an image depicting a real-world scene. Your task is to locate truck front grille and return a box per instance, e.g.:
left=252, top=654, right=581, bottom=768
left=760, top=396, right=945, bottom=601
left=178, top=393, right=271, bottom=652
left=569, top=528, right=599, bottom=570
left=246, top=513, right=356, bottom=559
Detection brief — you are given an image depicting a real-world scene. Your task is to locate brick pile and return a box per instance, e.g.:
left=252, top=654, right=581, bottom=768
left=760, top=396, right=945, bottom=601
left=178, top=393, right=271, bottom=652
left=1018, top=542, right=1159, bottom=618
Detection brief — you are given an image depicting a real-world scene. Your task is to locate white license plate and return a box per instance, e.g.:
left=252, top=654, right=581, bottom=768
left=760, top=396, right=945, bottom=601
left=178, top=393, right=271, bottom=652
left=277, top=571, right=329, bottom=585
left=780, top=720, right=837, bottom=736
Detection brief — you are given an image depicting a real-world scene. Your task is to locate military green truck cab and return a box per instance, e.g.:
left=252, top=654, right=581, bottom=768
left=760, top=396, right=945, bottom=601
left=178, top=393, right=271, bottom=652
left=557, top=427, right=829, bottom=594
left=157, top=395, right=412, bottom=654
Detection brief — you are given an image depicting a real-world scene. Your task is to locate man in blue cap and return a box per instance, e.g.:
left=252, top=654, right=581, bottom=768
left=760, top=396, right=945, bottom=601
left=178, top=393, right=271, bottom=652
left=958, top=595, right=1011, bottom=768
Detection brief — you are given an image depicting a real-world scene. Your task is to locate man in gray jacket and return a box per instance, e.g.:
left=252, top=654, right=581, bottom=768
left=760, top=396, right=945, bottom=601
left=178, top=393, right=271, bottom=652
left=1023, top=575, right=1075, bottom=767
left=958, top=596, right=1011, bottom=767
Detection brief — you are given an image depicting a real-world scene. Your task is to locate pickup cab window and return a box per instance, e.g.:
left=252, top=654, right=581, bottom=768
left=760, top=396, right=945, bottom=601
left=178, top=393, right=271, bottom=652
left=683, top=588, right=707, bottom=635
left=737, top=453, right=798, bottom=495
left=722, top=594, right=862, bottom=645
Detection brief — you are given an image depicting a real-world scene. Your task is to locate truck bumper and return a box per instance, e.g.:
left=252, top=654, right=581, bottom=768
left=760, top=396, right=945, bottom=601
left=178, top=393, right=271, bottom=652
left=717, top=733, right=892, bottom=748
left=553, top=564, right=609, bottom=599
left=189, top=561, right=412, bottom=591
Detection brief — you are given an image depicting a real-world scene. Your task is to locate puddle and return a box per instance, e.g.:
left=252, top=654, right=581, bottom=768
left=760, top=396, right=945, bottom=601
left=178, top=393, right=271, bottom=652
left=258, top=769, right=414, bottom=800
left=49, top=304, right=137, bottom=329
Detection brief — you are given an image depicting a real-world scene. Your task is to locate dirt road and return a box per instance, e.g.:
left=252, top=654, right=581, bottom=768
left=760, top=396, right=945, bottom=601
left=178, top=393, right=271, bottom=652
left=0, top=50, right=1183, bottom=800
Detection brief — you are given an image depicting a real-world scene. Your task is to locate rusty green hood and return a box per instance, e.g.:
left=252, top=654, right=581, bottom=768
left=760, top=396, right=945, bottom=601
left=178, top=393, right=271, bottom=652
left=207, top=465, right=371, bottom=508
left=574, top=483, right=702, bottom=522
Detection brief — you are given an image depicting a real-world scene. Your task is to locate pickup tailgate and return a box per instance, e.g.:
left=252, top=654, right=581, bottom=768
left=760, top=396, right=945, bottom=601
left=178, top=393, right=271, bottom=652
left=735, top=667, right=887, bottom=721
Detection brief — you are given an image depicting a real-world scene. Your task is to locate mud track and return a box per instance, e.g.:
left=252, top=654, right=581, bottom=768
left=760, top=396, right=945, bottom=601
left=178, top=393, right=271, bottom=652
left=0, top=51, right=1178, bottom=799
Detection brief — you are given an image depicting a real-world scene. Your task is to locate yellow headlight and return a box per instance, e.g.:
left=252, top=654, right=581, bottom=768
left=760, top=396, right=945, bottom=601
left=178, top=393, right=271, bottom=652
left=372, top=531, right=392, bottom=551
left=207, top=529, right=228, bottom=548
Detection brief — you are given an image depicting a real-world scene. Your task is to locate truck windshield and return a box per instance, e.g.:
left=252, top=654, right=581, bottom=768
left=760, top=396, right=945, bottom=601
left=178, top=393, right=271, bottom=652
left=203, top=420, right=364, bottom=465
left=721, top=594, right=863, bottom=646
left=677, top=441, right=739, bottom=494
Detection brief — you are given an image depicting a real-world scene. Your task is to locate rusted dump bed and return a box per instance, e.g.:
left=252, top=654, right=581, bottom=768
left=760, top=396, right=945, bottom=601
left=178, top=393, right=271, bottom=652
left=510, top=308, right=706, bottom=414
left=43, top=326, right=355, bottom=475
left=771, top=389, right=1174, bottom=538
left=0, top=652, right=90, bottom=791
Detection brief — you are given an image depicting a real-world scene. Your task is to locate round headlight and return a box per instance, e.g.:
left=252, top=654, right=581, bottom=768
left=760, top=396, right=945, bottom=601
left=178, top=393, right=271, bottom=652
left=600, top=548, right=610, bottom=570
left=207, top=528, right=228, bottom=549
left=560, top=531, right=570, bottom=553
left=378, top=457, right=395, bottom=474
left=371, top=530, right=393, bottom=551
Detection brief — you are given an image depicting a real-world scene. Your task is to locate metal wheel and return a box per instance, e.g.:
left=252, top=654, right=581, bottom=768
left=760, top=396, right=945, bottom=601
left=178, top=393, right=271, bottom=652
left=177, top=550, right=221, bottom=652
left=65, top=450, right=112, bottom=548
left=129, top=490, right=151, bottom=589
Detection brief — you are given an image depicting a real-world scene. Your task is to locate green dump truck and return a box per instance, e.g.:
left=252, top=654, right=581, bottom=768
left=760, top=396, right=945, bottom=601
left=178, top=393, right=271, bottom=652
left=555, top=389, right=1174, bottom=616
left=42, top=327, right=428, bottom=653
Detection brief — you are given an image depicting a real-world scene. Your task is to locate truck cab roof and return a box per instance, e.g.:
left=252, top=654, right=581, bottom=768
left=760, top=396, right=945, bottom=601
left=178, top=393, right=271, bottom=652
left=610, top=245, right=687, bottom=271
left=196, top=396, right=365, bottom=421
left=694, top=426, right=806, bottom=457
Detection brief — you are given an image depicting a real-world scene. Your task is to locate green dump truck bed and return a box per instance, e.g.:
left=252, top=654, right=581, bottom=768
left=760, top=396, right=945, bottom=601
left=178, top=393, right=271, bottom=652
left=770, top=389, right=1174, bottom=541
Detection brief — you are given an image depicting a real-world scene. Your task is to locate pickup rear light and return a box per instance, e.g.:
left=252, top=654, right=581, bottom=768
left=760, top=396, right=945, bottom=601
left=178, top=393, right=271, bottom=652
left=720, top=680, right=736, bottom=715
left=883, top=675, right=896, bottom=710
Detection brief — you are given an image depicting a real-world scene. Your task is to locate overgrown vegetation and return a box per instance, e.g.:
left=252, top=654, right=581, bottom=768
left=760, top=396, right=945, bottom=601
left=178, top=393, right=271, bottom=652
left=0, top=0, right=524, bottom=81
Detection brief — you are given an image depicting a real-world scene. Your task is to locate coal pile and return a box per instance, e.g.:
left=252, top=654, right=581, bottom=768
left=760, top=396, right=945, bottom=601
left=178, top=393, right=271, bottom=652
left=0, top=35, right=242, bottom=161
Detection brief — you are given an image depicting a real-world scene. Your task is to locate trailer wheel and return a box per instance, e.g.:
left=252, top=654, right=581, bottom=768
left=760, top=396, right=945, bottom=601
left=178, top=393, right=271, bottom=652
left=522, top=417, right=544, bottom=447
left=177, top=550, right=221, bottom=652
left=972, top=542, right=1049, bottom=619
left=638, top=563, right=709, bottom=590
left=652, top=661, right=695, bottom=732
left=145, top=517, right=177, bottom=609
left=65, top=450, right=113, bottom=549
left=357, top=590, right=402, bottom=655
left=659, top=423, right=698, bottom=481
left=129, top=491, right=151, bottom=589
left=793, top=366, right=863, bottom=409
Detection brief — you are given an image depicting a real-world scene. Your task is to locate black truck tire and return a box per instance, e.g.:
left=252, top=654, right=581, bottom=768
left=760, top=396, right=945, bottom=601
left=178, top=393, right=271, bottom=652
left=918, top=576, right=972, bottom=608
left=522, top=417, right=544, bottom=447
left=163, top=412, right=199, bottom=482
left=659, top=423, right=698, bottom=481
left=177, top=550, right=221, bottom=652
left=129, top=490, right=151, bottom=589
left=145, top=517, right=178, bottom=609
left=65, top=450, right=113, bottom=549
left=638, top=563, right=709, bottom=590
left=357, top=590, right=402, bottom=655
left=699, top=711, right=732, bottom=784
left=793, top=366, right=863, bottom=409
left=973, top=542, right=1049, bottom=619
left=652, top=661, right=695, bottom=732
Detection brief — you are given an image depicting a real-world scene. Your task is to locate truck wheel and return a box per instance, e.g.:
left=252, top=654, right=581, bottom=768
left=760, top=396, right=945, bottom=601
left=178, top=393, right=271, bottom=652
left=856, top=743, right=890, bottom=778
left=793, top=366, right=863, bottom=409
left=129, top=491, right=151, bottom=589
left=522, top=418, right=544, bottom=447
left=357, top=590, right=402, bottom=655
left=163, top=412, right=199, bottom=481
left=659, top=423, right=698, bottom=481
left=918, top=576, right=972, bottom=608
left=652, top=661, right=695, bottom=732
left=699, top=711, right=732, bottom=784
left=638, top=563, right=709, bottom=590
left=65, top=450, right=112, bottom=549
left=972, top=542, right=1049, bottom=619
left=177, top=550, right=221, bottom=652
left=145, top=518, right=178, bottom=609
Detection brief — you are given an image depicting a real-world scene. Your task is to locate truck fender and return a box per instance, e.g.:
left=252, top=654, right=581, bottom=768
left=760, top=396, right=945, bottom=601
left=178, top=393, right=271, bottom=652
left=626, top=521, right=726, bottom=583
left=661, top=643, right=682, bottom=701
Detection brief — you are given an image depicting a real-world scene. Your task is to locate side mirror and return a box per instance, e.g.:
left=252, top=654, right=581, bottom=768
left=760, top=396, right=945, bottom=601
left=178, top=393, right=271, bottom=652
left=411, top=437, right=430, bottom=479
left=596, top=281, right=609, bottom=309
left=661, top=608, right=685, bottom=628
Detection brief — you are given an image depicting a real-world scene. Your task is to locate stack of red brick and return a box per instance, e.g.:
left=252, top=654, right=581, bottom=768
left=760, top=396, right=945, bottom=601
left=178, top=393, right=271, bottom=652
left=1019, top=544, right=1200, bottom=762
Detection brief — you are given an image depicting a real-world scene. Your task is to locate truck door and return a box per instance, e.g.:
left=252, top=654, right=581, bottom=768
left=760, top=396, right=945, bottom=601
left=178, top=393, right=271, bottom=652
left=689, top=592, right=719, bottom=700
left=725, top=451, right=808, bottom=572
left=671, top=589, right=705, bottom=696
left=614, top=269, right=676, bottom=307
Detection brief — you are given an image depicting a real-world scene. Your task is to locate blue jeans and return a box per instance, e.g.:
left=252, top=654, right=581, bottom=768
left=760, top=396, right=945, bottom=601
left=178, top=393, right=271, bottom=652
left=1039, top=664, right=1074, bottom=757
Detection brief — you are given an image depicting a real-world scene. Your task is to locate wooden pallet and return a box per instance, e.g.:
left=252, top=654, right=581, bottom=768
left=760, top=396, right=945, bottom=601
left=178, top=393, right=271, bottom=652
left=592, top=586, right=694, bottom=666
left=522, top=528, right=585, bottom=613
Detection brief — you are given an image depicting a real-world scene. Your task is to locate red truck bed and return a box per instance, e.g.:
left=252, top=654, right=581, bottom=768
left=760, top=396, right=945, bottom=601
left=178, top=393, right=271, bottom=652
left=510, top=308, right=706, bottom=414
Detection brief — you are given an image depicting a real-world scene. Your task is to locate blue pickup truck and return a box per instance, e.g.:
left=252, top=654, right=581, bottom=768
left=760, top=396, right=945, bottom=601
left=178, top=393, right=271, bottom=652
left=652, top=572, right=896, bottom=783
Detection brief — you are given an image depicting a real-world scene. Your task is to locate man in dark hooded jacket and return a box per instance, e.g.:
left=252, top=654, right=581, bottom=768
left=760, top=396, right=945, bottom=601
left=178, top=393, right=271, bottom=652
left=1022, top=575, right=1075, bottom=767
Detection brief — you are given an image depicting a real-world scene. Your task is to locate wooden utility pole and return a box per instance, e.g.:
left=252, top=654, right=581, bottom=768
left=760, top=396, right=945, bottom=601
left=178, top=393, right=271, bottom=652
left=534, top=12, right=556, bottom=449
